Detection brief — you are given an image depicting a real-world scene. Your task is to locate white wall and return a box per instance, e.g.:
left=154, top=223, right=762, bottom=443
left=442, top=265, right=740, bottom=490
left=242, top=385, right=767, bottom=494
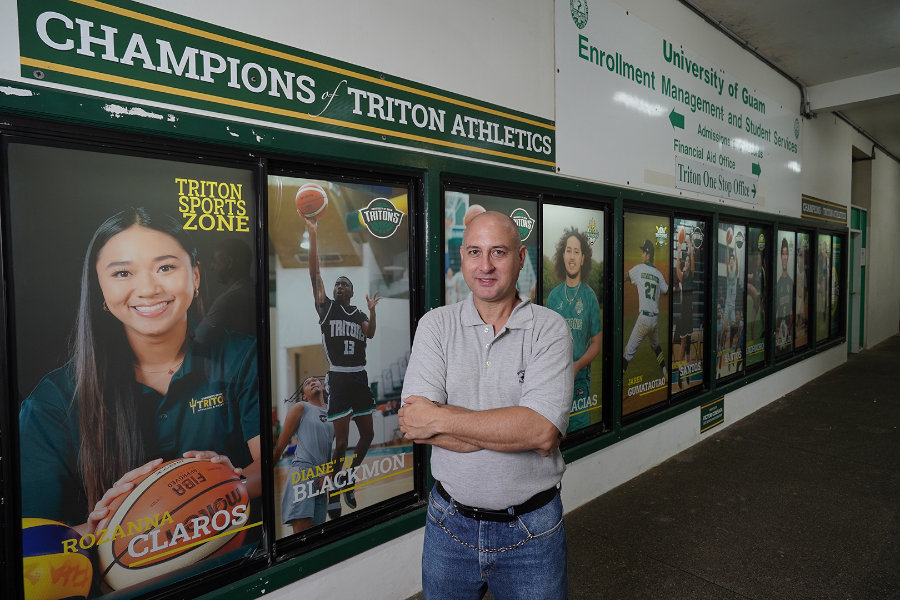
left=865, top=148, right=900, bottom=346
left=137, top=0, right=556, bottom=121
left=801, top=113, right=869, bottom=210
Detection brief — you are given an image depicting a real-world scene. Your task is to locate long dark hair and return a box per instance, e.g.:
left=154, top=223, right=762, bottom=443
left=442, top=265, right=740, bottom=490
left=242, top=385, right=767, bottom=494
left=553, top=227, right=592, bottom=282
left=73, top=207, right=199, bottom=508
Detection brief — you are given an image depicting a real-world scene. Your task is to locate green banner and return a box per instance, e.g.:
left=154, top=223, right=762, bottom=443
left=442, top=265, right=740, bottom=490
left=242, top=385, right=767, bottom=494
left=801, top=195, right=848, bottom=225
left=17, top=0, right=555, bottom=170
left=700, top=397, right=724, bottom=432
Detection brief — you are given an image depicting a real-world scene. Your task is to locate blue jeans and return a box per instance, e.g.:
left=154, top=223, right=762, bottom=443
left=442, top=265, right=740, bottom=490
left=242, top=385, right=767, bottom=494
left=422, top=484, right=568, bottom=600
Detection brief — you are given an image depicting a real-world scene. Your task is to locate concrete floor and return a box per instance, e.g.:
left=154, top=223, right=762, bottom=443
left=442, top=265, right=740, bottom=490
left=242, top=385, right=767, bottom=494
left=407, top=334, right=900, bottom=599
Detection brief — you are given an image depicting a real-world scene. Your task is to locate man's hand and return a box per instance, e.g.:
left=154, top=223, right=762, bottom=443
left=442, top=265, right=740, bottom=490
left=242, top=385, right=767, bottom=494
left=398, top=396, right=444, bottom=441
left=400, top=396, right=562, bottom=456
left=399, top=397, right=481, bottom=452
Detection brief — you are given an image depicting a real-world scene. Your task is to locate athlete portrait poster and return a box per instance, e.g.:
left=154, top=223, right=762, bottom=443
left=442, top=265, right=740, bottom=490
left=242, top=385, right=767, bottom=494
left=794, top=232, right=811, bottom=350
left=541, top=204, right=605, bottom=433
left=745, top=227, right=767, bottom=368
left=671, top=218, right=706, bottom=395
left=775, top=230, right=796, bottom=356
left=830, top=236, right=842, bottom=336
left=444, top=191, right=538, bottom=305
left=267, top=175, right=413, bottom=541
left=7, top=142, right=262, bottom=600
left=816, top=234, right=832, bottom=341
left=622, top=212, right=670, bottom=416
left=716, top=223, right=746, bottom=380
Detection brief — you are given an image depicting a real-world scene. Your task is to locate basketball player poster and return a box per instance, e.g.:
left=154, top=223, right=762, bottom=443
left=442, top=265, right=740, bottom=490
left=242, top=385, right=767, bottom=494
left=541, top=203, right=605, bottom=433
left=7, top=142, right=262, bottom=599
left=267, top=174, right=413, bottom=540
left=716, top=222, right=746, bottom=379
left=746, top=227, right=768, bottom=367
left=671, top=218, right=706, bottom=395
left=444, top=191, right=539, bottom=305
left=622, top=211, right=670, bottom=417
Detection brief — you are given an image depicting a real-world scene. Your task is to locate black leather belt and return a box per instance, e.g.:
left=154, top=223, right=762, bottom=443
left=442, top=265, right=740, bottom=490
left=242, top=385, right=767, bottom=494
left=641, top=310, right=658, bottom=317
left=435, top=481, right=558, bottom=523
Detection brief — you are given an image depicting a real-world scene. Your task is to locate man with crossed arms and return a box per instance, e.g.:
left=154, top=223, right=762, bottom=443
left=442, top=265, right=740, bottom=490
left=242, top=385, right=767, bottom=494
left=399, top=211, right=573, bottom=599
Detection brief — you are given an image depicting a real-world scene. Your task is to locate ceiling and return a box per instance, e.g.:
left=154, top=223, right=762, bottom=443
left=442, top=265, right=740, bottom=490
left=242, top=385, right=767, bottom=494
left=685, top=0, right=900, bottom=160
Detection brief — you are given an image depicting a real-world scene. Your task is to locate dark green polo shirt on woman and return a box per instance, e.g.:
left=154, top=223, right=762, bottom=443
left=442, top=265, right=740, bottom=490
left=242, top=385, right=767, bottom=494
left=18, top=329, right=259, bottom=526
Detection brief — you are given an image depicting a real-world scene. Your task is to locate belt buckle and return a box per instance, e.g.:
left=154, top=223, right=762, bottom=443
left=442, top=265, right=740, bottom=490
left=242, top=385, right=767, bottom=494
left=455, top=500, right=514, bottom=522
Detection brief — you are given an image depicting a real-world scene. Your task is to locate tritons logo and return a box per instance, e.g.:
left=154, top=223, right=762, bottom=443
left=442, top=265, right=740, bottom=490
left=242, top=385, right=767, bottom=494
left=509, top=208, right=535, bottom=241
left=359, top=198, right=404, bottom=239
left=189, top=393, right=224, bottom=414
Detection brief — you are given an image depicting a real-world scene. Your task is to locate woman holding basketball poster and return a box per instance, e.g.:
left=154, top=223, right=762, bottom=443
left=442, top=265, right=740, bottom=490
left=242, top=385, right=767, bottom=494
left=9, top=141, right=262, bottom=599
left=19, top=206, right=261, bottom=532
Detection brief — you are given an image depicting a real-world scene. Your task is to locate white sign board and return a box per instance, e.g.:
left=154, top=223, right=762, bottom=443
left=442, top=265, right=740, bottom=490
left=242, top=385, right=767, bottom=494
left=556, top=0, right=802, bottom=210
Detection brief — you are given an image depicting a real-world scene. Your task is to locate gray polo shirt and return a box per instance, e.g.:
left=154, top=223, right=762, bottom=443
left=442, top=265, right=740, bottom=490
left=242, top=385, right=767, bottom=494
left=401, top=295, right=573, bottom=509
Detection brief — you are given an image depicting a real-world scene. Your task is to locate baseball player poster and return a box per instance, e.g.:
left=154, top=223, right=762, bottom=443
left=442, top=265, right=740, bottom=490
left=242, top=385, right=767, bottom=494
left=775, top=230, right=796, bottom=356
left=745, top=227, right=768, bottom=368
left=671, top=218, right=706, bottom=395
left=622, top=211, right=670, bottom=416
left=268, top=175, right=413, bottom=540
left=444, top=191, right=539, bottom=304
left=815, top=234, right=832, bottom=341
left=794, top=232, right=811, bottom=350
left=542, top=203, right=605, bottom=433
left=7, top=141, right=263, bottom=599
left=716, top=222, right=746, bottom=380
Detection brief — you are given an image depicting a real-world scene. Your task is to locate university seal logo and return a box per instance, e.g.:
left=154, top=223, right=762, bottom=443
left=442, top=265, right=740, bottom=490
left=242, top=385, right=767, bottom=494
left=570, top=0, right=589, bottom=29
left=509, top=208, right=535, bottom=241
left=360, top=197, right=404, bottom=239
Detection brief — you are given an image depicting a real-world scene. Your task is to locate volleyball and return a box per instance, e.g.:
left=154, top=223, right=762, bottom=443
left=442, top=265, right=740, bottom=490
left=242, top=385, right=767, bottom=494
left=96, top=458, right=250, bottom=591
left=22, top=518, right=92, bottom=600
left=295, top=183, right=329, bottom=218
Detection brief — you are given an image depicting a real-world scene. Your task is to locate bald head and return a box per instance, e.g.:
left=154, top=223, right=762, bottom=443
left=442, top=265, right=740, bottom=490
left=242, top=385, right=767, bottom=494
left=460, top=211, right=526, bottom=307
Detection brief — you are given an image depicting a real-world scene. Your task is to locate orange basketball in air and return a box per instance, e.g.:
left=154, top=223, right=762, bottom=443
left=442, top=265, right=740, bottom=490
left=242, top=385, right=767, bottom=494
left=96, top=458, right=250, bottom=591
left=295, top=183, right=329, bottom=218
